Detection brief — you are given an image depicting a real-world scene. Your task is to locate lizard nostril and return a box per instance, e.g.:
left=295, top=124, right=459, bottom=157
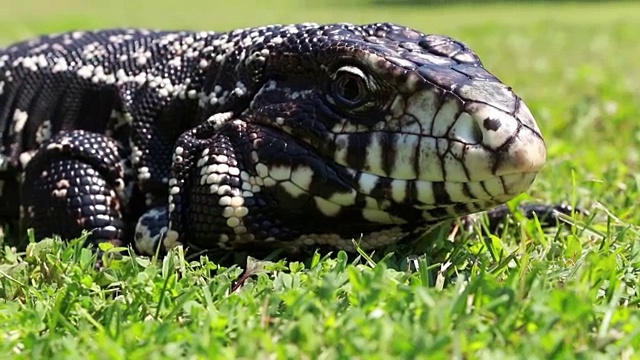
left=472, top=116, right=484, bottom=143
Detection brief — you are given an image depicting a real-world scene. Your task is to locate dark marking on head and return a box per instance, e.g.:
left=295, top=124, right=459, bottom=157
left=461, top=182, right=474, bottom=200
left=380, top=132, right=396, bottom=177
left=405, top=180, right=417, bottom=204
left=346, top=132, right=370, bottom=171
left=483, top=117, right=501, bottom=131
left=432, top=182, right=452, bottom=205
left=367, top=176, right=393, bottom=204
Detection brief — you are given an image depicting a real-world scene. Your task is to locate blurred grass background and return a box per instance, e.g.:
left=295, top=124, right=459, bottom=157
left=3, top=1, right=639, bottom=38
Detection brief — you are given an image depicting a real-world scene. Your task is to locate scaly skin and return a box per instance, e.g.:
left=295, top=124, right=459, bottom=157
left=0, top=23, right=550, bottom=257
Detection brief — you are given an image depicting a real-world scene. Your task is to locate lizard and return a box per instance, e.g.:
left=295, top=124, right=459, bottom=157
left=0, top=22, right=566, bottom=259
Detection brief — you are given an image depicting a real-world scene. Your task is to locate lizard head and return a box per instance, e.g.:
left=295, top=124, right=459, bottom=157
left=167, top=23, right=546, bottom=253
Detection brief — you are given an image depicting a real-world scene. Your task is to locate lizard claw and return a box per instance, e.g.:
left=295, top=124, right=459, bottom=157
left=461, top=202, right=587, bottom=235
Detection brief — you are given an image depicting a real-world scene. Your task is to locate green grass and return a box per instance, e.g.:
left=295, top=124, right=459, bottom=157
left=2, top=1, right=640, bottom=358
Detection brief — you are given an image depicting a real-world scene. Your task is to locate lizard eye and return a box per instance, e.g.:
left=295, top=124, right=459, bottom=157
left=332, top=66, right=369, bottom=107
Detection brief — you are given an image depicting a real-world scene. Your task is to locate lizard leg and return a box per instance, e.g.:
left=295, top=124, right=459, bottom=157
left=21, top=130, right=129, bottom=248
left=461, top=203, right=584, bottom=235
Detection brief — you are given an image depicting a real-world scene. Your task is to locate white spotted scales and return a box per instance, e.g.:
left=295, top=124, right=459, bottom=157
left=0, top=23, right=550, bottom=258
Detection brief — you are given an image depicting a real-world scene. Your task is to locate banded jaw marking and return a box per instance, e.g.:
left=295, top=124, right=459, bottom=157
left=327, top=86, right=546, bottom=224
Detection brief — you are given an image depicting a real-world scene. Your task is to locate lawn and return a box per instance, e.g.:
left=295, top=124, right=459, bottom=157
left=2, top=1, right=640, bottom=358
